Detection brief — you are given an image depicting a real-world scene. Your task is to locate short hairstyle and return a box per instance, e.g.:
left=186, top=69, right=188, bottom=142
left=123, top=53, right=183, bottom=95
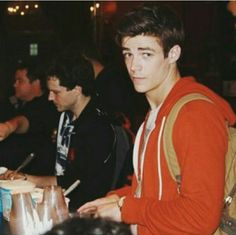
left=43, top=217, right=132, bottom=235
left=116, top=4, right=185, bottom=57
left=46, top=54, right=95, bottom=97
left=15, top=60, right=47, bottom=91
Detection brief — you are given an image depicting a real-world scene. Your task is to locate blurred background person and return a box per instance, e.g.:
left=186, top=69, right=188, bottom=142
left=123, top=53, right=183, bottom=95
left=61, top=43, right=135, bottom=189
left=0, top=59, right=59, bottom=175
left=64, top=39, right=141, bottom=132
left=0, top=54, right=117, bottom=211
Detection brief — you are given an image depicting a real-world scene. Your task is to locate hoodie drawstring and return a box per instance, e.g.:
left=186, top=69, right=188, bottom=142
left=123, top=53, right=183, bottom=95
left=158, top=116, right=166, bottom=200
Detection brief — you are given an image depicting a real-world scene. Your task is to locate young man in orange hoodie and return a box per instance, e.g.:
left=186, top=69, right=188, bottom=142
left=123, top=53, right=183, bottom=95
left=78, top=4, right=236, bottom=235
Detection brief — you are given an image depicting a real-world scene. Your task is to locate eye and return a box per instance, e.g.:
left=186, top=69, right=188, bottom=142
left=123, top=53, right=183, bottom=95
left=122, top=52, right=132, bottom=59
left=15, top=79, right=22, bottom=83
left=142, top=52, right=152, bottom=58
left=51, top=90, right=60, bottom=95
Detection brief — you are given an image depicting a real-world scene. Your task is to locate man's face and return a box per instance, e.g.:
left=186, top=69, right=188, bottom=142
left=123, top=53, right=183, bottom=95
left=14, top=69, right=34, bottom=101
left=47, top=76, right=78, bottom=112
left=122, top=35, right=172, bottom=98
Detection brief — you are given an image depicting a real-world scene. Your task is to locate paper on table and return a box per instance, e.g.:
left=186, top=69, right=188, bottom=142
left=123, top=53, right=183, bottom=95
left=0, top=167, right=7, bottom=175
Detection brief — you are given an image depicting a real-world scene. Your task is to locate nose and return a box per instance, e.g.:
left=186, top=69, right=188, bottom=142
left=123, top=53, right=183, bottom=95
left=130, top=56, right=142, bottom=74
left=48, top=91, right=55, bottom=101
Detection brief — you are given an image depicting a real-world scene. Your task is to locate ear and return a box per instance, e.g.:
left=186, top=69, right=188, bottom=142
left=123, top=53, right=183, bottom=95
left=32, top=79, right=40, bottom=86
left=167, top=45, right=181, bottom=63
left=74, top=85, right=82, bottom=95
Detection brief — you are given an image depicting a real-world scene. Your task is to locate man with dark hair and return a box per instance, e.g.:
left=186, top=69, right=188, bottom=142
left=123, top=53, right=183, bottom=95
left=64, top=39, right=138, bottom=130
left=43, top=217, right=132, bottom=235
left=78, top=4, right=236, bottom=235
left=0, top=60, right=59, bottom=175
left=1, top=55, right=116, bottom=211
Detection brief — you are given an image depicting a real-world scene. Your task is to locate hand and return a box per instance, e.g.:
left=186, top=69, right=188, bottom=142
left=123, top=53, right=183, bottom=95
left=94, top=200, right=122, bottom=222
left=78, top=194, right=119, bottom=212
left=78, top=194, right=120, bottom=219
left=0, top=170, right=26, bottom=180
left=0, top=122, right=12, bottom=141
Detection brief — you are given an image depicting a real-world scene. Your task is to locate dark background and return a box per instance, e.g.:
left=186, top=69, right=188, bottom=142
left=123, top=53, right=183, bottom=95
left=0, top=1, right=235, bottom=120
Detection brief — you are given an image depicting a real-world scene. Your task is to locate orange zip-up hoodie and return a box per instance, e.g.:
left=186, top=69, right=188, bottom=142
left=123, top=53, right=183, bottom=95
left=112, top=77, right=236, bottom=235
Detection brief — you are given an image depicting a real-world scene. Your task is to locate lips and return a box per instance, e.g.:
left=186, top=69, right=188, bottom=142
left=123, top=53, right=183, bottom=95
left=132, top=76, right=145, bottom=84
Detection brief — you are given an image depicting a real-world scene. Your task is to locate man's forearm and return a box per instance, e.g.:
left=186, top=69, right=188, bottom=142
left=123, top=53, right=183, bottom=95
left=0, top=115, right=30, bottom=141
left=7, top=115, right=29, bottom=134
left=26, top=174, right=57, bottom=188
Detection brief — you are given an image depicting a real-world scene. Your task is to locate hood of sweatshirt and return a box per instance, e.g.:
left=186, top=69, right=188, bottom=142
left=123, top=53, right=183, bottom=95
left=158, top=77, right=236, bottom=126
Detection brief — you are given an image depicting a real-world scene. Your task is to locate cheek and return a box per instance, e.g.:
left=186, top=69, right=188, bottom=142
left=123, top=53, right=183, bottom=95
left=124, top=60, right=129, bottom=69
left=57, top=95, right=68, bottom=105
left=55, top=96, right=62, bottom=103
left=148, top=59, right=163, bottom=73
left=15, top=85, right=26, bottom=92
left=22, top=84, right=31, bottom=90
left=125, top=60, right=133, bottom=74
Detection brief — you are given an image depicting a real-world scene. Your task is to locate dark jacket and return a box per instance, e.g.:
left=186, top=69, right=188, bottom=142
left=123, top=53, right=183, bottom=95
left=0, top=94, right=59, bottom=175
left=56, top=98, right=115, bottom=211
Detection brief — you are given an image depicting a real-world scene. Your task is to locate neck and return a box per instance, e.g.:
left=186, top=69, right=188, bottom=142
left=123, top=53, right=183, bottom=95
left=72, top=95, right=91, bottom=120
left=25, top=88, right=43, bottom=102
left=91, top=60, right=104, bottom=78
left=147, top=67, right=180, bottom=110
left=24, top=81, right=43, bottom=102
left=34, top=88, right=43, bottom=98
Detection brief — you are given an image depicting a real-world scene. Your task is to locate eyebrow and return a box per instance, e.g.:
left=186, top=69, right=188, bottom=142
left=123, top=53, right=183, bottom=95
left=122, top=47, right=130, bottom=51
left=122, top=47, right=156, bottom=52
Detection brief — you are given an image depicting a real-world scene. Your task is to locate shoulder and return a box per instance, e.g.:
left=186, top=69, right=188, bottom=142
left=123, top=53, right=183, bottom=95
left=172, top=99, right=228, bottom=145
left=176, top=99, right=224, bottom=123
left=76, top=107, right=113, bottom=134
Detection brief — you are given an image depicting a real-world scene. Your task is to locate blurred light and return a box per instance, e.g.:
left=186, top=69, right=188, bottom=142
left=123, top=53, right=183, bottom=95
left=7, top=2, right=40, bottom=15
left=8, top=7, right=13, bottom=12
left=30, top=43, right=38, bottom=56
left=90, top=2, right=101, bottom=16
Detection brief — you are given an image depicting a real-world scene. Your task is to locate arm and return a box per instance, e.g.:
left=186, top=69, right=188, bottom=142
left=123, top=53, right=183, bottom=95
left=79, top=101, right=228, bottom=234
left=77, top=194, right=120, bottom=217
left=78, top=177, right=133, bottom=217
left=107, top=185, right=132, bottom=197
left=0, top=115, right=29, bottom=140
left=0, top=170, right=57, bottom=187
left=26, top=174, right=57, bottom=187
left=121, top=101, right=227, bottom=234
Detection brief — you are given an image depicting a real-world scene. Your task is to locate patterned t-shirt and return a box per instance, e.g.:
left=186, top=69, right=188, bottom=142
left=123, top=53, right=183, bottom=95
left=55, top=111, right=75, bottom=176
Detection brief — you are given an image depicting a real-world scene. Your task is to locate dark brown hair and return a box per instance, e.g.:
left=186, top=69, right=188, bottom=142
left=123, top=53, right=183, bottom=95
left=116, top=4, right=185, bottom=58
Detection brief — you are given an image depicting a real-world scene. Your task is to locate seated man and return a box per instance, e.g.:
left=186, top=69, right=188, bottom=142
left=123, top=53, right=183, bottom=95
left=64, top=40, right=140, bottom=130
left=0, top=60, right=59, bottom=175
left=0, top=54, right=116, bottom=211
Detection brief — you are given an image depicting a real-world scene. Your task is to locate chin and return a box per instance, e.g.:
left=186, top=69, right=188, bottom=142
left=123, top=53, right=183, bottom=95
left=134, top=86, right=146, bottom=93
left=56, top=106, right=64, bottom=112
left=14, top=94, right=21, bottom=100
